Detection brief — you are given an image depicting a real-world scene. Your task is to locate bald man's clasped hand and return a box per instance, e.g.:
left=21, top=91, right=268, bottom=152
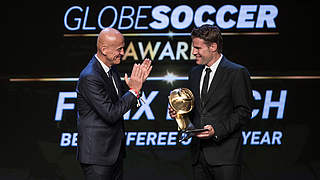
left=124, top=58, right=152, bottom=94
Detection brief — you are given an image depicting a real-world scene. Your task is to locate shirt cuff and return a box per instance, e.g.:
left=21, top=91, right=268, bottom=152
left=129, top=89, right=139, bottom=97
left=211, top=124, right=219, bottom=141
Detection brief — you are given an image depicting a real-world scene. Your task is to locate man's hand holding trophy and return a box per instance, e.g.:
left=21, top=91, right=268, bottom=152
left=168, top=88, right=209, bottom=142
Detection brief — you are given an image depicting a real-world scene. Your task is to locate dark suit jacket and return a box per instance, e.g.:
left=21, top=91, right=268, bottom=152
left=188, top=56, right=253, bottom=166
left=76, top=56, right=137, bottom=166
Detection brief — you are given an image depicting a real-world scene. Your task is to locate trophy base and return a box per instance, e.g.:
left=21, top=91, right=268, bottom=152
left=184, top=128, right=209, bottom=133
left=178, top=128, right=209, bottom=142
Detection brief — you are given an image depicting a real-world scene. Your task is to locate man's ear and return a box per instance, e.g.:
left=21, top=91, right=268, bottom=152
left=101, top=46, right=108, bottom=56
left=209, top=43, right=218, bottom=53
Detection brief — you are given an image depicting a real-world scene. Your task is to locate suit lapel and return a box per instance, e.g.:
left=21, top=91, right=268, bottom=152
left=202, top=57, right=226, bottom=107
left=92, top=57, right=119, bottom=100
left=111, top=66, right=123, bottom=97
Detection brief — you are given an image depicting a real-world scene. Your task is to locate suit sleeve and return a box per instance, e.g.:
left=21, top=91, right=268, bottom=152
left=79, top=74, right=136, bottom=125
left=213, top=68, right=253, bottom=141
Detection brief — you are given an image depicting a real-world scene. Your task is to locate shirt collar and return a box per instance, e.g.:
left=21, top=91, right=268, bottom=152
left=95, top=54, right=111, bottom=75
left=205, top=54, right=223, bottom=71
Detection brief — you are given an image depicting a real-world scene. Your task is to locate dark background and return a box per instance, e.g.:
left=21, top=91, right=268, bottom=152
left=2, top=1, right=319, bottom=179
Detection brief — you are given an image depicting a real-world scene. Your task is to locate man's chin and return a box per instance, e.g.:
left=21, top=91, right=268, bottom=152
left=195, top=59, right=202, bottom=64
left=114, top=58, right=121, bottom=64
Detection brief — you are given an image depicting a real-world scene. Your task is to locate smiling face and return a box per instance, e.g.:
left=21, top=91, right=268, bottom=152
left=192, top=37, right=218, bottom=66
left=97, top=28, right=125, bottom=67
left=103, top=34, right=125, bottom=66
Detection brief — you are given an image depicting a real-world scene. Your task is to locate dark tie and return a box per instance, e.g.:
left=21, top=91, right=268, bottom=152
left=107, top=69, right=119, bottom=96
left=107, top=69, right=113, bottom=80
left=201, top=68, right=212, bottom=104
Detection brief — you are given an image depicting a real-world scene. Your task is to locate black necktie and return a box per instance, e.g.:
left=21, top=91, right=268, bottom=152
left=108, top=69, right=119, bottom=96
left=201, top=68, right=212, bottom=103
left=107, top=69, right=113, bottom=80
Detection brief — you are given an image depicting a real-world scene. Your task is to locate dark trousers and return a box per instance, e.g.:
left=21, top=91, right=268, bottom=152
left=80, top=158, right=123, bottom=180
left=192, top=151, right=241, bottom=180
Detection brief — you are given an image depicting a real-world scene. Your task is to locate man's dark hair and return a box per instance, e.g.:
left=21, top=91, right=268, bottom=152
left=191, top=24, right=223, bottom=53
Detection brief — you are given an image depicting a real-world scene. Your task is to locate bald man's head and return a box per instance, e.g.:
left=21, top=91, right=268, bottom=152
left=96, top=28, right=125, bottom=67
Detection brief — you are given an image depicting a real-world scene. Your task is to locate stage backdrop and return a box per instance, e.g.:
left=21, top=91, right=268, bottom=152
left=3, top=0, right=319, bottom=180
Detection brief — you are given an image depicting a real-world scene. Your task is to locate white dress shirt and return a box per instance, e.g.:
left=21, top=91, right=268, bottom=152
left=199, top=54, right=223, bottom=96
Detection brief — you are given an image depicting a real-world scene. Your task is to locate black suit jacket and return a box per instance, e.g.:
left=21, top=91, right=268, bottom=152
left=188, top=56, right=253, bottom=166
left=76, top=56, right=137, bottom=166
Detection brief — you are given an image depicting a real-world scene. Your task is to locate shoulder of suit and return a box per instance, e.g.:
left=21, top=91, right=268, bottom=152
left=189, top=65, right=204, bottom=74
left=221, top=57, right=248, bottom=72
left=78, top=58, right=101, bottom=80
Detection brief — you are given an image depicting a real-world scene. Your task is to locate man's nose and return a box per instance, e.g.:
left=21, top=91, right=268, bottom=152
left=192, top=48, right=198, bottom=55
left=120, top=48, right=124, bottom=56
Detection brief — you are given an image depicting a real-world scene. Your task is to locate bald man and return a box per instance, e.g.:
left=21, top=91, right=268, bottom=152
left=76, top=28, right=152, bottom=180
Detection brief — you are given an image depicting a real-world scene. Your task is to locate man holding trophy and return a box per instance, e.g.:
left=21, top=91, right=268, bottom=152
left=169, top=25, right=253, bottom=180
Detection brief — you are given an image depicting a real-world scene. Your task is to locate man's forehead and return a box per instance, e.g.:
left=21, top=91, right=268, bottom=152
left=104, top=33, right=123, bottom=41
left=192, top=37, right=206, bottom=46
left=101, top=34, right=124, bottom=47
left=109, top=38, right=124, bottom=49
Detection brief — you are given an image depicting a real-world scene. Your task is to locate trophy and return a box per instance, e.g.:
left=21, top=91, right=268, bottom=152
left=169, top=88, right=208, bottom=142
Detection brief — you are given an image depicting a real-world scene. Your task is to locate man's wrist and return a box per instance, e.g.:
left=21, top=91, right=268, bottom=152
left=209, top=124, right=219, bottom=141
left=129, top=88, right=140, bottom=98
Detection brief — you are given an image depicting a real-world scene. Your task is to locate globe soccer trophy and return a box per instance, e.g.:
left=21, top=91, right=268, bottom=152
left=169, top=88, right=208, bottom=142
